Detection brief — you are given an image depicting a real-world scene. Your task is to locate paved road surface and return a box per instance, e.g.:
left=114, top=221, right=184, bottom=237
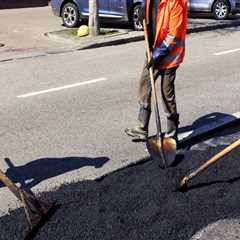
left=0, top=23, right=239, bottom=239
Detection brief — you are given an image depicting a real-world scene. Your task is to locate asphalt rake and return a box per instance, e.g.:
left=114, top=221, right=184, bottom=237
left=178, top=138, right=240, bottom=191
left=0, top=168, right=59, bottom=239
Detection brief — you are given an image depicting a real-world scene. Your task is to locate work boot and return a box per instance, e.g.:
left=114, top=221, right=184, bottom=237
left=125, top=106, right=151, bottom=142
left=165, top=113, right=179, bottom=143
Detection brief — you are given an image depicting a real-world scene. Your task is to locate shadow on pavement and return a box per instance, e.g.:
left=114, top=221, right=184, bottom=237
left=79, top=19, right=133, bottom=30
left=0, top=156, right=109, bottom=191
left=0, top=0, right=49, bottom=9
left=189, top=12, right=240, bottom=20
left=178, top=112, right=240, bottom=149
left=0, top=127, right=240, bottom=240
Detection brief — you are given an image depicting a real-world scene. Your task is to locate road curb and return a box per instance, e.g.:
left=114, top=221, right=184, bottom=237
left=1, top=19, right=240, bottom=63
left=80, top=35, right=144, bottom=50
left=45, top=19, right=240, bottom=51
left=187, top=20, right=240, bottom=34
left=44, top=30, right=143, bottom=50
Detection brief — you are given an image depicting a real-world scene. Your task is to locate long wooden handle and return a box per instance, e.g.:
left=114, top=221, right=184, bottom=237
left=143, top=20, right=168, bottom=167
left=143, top=20, right=162, bottom=135
left=0, top=169, right=22, bottom=200
left=189, top=138, right=240, bottom=179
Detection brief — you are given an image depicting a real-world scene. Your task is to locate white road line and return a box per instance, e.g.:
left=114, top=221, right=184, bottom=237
left=214, top=48, right=240, bottom=56
left=17, top=78, right=107, bottom=98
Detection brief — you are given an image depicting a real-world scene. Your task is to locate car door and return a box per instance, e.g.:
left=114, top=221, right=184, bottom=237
left=77, top=0, right=111, bottom=16
left=77, top=0, right=88, bottom=15
left=188, top=0, right=213, bottom=12
left=107, top=0, right=125, bottom=17
left=99, top=0, right=111, bottom=15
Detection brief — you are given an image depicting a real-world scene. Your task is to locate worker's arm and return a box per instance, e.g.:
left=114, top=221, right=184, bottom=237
left=167, top=0, right=185, bottom=50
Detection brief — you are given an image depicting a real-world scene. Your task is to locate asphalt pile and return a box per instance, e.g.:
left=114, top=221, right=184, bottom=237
left=1, top=130, right=240, bottom=240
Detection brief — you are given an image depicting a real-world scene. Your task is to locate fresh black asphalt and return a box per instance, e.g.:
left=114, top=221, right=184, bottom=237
left=1, top=126, right=240, bottom=240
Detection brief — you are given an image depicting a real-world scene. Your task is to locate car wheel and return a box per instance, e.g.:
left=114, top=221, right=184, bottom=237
left=213, top=0, right=230, bottom=20
left=61, top=3, right=80, bottom=28
left=132, top=4, right=143, bottom=31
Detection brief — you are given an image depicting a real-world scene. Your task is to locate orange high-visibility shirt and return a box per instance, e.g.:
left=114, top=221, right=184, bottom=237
left=146, top=0, right=188, bottom=69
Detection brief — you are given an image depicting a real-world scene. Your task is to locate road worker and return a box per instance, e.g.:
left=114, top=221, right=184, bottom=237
left=125, top=0, right=188, bottom=144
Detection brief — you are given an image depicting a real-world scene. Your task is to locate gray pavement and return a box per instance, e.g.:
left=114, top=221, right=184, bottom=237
left=0, top=6, right=65, bottom=60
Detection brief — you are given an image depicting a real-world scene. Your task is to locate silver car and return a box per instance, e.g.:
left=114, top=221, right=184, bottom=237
left=188, top=0, right=240, bottom=19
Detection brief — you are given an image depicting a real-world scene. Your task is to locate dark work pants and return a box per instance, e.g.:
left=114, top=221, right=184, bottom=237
left=138, top=58, right=179, bottom=118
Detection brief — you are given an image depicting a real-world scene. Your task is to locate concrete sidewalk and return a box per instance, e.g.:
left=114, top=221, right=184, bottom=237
left=0, top=6, right=65, bottom=60
left=45, top=13, right=240, bottom=50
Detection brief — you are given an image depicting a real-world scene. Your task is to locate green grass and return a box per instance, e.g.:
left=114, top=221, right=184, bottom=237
left=99, top=29, right=118, bottom=35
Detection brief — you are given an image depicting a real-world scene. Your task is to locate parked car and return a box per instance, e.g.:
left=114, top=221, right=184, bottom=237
left=51, top=0, right=144, bottom=30
left=188, top=0, right=240, bottom=20
left=51, top=0, right=240, bottom=32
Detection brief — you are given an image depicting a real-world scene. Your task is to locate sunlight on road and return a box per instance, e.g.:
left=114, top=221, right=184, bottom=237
left=191, top=218, right=240, bottom=240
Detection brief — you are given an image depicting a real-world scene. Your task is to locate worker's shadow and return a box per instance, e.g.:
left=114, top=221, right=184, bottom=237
left=178, top=112, right=239, bottom=149
left=172, top=112, right=239, bottom=166
left=0, top=156, right=109, bottom=192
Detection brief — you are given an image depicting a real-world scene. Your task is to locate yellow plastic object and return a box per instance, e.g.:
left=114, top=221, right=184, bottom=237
left=77, top=25, right=89, bottom=37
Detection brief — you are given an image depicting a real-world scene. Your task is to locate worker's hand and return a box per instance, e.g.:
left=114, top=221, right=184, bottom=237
left=146, top=42, right=168, bottom=70
left=146, top=57, right=155, bottom=70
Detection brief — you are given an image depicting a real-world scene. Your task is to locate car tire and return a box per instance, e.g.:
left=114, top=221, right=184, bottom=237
left=61, top=3, right=80, bottom=28
left=212, top=0, right=230, bottom=20
left=132, top=4, right=143, bottom=31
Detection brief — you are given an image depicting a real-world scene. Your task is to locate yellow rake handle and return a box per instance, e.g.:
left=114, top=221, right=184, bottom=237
left=188, top=138, right=240, bottom=180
